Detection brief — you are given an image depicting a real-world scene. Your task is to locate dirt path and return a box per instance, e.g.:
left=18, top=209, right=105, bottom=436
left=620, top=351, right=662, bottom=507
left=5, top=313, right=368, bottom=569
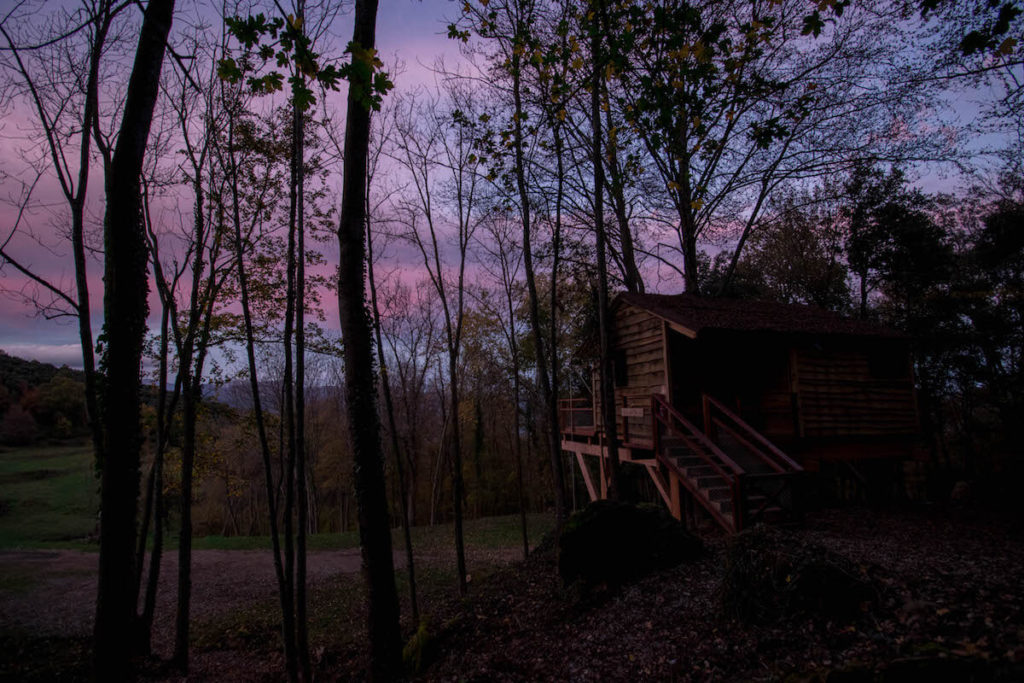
left=0, top=543, right=522, bottom=680
left=0, top=548, right=367, bottom=641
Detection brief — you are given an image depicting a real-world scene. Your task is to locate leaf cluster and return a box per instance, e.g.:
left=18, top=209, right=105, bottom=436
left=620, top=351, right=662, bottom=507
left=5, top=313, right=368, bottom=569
left=217, top=12, right=390, bottom=112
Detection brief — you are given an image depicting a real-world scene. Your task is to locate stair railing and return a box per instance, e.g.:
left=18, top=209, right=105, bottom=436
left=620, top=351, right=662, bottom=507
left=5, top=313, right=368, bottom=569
left=651, top=394, right=746, bottom=531
left=702, top=394, right=804, bottom=528
left=702, top=394, right=803, bottom=473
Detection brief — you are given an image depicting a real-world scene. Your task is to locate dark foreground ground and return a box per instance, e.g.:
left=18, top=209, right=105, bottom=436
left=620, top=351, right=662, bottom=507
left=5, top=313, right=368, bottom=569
left=2, top=506, right=1023, bottom=681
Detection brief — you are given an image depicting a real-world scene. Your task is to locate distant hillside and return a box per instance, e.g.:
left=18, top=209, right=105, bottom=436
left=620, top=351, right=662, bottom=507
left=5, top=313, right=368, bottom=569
left=0, top=351, right=90, bottom=444
left=0, top=350, right=87, bottom=398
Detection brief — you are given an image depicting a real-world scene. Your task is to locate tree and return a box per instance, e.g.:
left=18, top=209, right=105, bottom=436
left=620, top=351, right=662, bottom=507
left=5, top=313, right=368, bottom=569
left=451, top=0, right=572, bottom=530
left=141, top=24, right=239, bottom=667
left=218, top=4, right=348, bottom=674
left=604, top=0, right=947, bottom=292
left=389, top=84, right=482, bottom=594
left=93, top=0, right=175, bottom=678
left=0, top=0, right=129, bottom=465
left=224, top=92, right=299, bottom=677
left=842, top=163, right=950, bottom=319
left=588, top=0, right=625, bottom=500
left=364, top=101, right=420, bottom=622
left=334, top=0, right=403, bottom=676
left=474, top=211, right=531, bottom=557
left=719, top=186, right=850, bottom=310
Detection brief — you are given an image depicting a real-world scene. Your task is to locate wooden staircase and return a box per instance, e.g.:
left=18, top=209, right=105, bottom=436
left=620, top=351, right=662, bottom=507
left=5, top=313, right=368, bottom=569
left=651, top=394, right=803, bottom=533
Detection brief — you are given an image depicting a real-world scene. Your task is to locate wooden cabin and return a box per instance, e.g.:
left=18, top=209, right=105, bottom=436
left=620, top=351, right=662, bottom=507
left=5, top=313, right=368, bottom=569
left=560, top=293, right=920, bottom=532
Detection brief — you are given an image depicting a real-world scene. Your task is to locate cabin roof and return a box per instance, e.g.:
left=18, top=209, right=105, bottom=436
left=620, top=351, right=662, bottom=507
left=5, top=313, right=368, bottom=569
left=615, top=292, right=903, bottom=339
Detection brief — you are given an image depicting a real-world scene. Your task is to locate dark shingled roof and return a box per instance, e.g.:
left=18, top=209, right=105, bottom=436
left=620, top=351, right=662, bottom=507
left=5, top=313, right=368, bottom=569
left=615, top=292, right=903, bottom=338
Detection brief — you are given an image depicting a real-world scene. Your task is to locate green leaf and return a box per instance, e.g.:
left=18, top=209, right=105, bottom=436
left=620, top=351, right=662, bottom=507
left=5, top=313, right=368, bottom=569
left=801, top=11, right=824, bottom=37
left=217, top=57, right=242, bottom=83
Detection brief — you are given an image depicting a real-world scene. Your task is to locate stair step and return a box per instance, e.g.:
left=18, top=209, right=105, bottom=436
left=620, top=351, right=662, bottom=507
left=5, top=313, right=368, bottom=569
left=697, top=475, right=728, bottom=489
left=675, top=454, right=704, bottom=468
left=677, top=452, right=733, bottom=471
left=683, top=463, right=717, bottom=478
left=718, top=497, right=785, bottom=516
left=703, top=486, right=732, bottom=501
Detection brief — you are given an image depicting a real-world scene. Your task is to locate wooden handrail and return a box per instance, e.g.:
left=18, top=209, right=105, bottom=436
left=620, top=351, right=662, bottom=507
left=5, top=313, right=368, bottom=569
left=559, top=398, right=595, bottom=433
left=652, top=395, right=746, bottom=477
left=702, top=394, right=803, bottom=473
left=652, top=396, right=739, bottom=532
left=711, top=417, right=785, bottom=474
left=559, top=397, right=592, bottom=406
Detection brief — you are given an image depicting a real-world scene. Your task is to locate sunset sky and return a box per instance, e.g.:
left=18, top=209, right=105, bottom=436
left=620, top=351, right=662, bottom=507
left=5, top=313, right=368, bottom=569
left=0, top=0, right=1015, bottom=369
left=0, top=0, right=466, bottom=368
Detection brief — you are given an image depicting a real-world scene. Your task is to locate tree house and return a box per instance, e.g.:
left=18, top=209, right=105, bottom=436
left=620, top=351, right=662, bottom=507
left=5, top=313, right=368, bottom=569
left=560, top=293, right=920, bottom=532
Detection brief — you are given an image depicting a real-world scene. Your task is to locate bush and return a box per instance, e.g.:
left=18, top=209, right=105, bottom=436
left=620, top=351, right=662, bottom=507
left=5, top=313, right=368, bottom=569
left=558, top=500, right=702, bottom=593
left=0, top=405, right=38, bottom=446
left=720, top=525, right=877, bottom=623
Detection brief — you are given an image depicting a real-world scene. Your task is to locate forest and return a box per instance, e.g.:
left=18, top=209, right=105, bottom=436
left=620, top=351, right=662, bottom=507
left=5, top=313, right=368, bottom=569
left=0, top=0, right=1021, bottom=679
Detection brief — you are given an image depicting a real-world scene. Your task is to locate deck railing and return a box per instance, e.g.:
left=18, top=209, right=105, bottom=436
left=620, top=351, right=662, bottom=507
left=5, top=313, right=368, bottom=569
left=558, top=397, right=595, bottom=435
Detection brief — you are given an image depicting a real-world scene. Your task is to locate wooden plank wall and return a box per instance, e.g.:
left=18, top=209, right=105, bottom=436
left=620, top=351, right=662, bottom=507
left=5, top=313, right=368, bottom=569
left=759, top=390, right=798, bottom=439
left=795, top=348, right=917, bottom=438
left=610, top=305, right=667, bottom=444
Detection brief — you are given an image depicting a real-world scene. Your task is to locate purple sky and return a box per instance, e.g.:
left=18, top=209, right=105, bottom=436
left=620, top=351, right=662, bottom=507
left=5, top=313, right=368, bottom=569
left=0, top=0, right=1016, bottom=369
left=0, top=0, right=465, bottom=368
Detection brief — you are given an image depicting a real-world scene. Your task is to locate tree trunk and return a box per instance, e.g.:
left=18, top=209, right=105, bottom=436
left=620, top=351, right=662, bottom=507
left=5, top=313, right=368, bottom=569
left=173, top=378, right=197, bottom=669
left=280, top=75, right=300, bottom=683
left=602, top=96, right=643, bottom=294
left=139, top=301, right=173, bottom=654
left=592, top=0, right=624, bottom=501
left=368, top=203, right=419, bottom=624
left=227, top=104, right=297, bottom=676
left=336, top=0, right=402, bottom=677
left=93, top=0, right=175, bottom=678
left=294, top=67, right=312, bottom=678
left=511, top=40, right=567, bottom=533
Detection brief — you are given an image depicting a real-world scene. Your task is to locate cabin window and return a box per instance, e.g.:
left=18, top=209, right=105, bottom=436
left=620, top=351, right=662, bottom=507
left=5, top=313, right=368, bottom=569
left=614, top=349, right=628, bottom=386
left=868, top=348, right=908, bottom=380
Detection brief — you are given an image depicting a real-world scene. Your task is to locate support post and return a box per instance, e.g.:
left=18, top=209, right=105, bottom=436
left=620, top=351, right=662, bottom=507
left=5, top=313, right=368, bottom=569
left=574, top=451, right=598, bottom=503
left=668, top=472, right=681, bottom=521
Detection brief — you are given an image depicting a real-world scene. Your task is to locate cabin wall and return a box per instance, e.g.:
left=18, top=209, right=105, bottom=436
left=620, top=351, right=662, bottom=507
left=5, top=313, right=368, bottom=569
left=596, top=304, right=667, bottom=446
left=670, top=331, right=798, bottom=441
left=793, top=343, right=917, bottom=440
left=591, top=303, right=919, bottom=464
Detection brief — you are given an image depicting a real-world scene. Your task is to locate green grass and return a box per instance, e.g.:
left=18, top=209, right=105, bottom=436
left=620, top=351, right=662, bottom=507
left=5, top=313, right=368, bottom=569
left=0, top=442, right=555, bottom=556
left=191, top=513, right=554, bottom=552
left=0, top=444, right=98, bottom=550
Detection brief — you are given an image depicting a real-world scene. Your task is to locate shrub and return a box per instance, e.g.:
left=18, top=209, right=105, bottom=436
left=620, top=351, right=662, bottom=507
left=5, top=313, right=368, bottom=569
left=720, top=525, right=877, bottom=623
left=0, top=405, right=38, bottom=446
left=558, top=500, right=702, bottom=593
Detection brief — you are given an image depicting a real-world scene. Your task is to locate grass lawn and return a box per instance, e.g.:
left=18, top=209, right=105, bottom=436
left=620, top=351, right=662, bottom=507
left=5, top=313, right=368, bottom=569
left=0, top=443, right=553, bottom=554
left=0, top=443, right=98, bottom=549
left=192, top=512, right=553, bottom=553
